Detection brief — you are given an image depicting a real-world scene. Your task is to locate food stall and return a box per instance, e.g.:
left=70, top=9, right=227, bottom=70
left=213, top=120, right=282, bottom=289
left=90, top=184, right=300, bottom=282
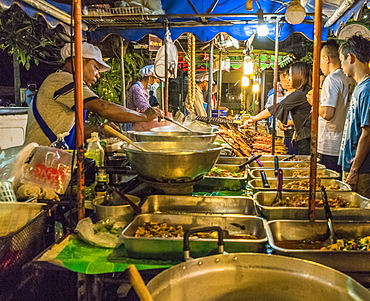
left=1, top=0, right=370, bottom=300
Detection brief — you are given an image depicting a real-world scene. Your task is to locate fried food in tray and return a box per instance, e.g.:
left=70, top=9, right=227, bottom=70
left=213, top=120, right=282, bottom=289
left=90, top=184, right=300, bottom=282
left=207, top=167, right=244, bottom=178
left=271, top=194, right=358, bottom=208
left=282, top=179, right=340, bottom=190
left=321, top=236, right=370, bottom=251
left=216, top=124, right=287, bottom=157
left=134, top=222, right=258, bottom=239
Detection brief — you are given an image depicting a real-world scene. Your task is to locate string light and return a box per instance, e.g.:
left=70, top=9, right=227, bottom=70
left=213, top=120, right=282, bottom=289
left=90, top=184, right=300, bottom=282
left=285, top=0, right=306, bottom=24
left=243, top=55, right=254, bottom=75
left=242, top=75, right=250, bottom=87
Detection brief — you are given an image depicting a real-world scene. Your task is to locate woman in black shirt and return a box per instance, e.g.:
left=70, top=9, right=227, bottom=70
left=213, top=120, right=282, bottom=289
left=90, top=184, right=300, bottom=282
left=242, top=62, right=312, bottom=155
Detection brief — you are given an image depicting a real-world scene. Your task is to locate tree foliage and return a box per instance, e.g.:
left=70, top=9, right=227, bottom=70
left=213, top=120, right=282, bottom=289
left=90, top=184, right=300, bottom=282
left=0, top=5, right=61, bottom=70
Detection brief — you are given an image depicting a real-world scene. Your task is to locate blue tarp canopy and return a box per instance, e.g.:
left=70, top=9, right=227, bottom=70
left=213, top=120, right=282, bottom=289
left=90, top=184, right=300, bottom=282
left=88, top=0, right=327, bottom=42
left=0, top=0, right=368, bottom=42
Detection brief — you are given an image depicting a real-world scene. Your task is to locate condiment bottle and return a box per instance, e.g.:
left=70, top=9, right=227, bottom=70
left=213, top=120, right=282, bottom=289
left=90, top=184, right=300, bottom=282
left=94, top=168, right=109, bottom=198
left=85, top=132, right=104, bottom=167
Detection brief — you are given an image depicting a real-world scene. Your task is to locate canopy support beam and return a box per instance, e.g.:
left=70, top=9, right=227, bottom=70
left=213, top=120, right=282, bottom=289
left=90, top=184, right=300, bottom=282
left=309, top=0, right=322, bottom=221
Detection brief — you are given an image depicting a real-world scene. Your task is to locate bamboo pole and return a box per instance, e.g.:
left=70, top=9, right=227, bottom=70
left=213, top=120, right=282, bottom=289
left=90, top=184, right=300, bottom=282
left=309, top=0, right=322, bottom=221
left=73, top=0, right=85, bottom=221
left=272, top=18, right=281, bottom=155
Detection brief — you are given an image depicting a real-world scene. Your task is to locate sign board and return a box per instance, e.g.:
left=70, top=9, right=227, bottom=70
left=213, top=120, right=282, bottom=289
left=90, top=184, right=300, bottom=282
left=149, top=34, right=162, bottom=51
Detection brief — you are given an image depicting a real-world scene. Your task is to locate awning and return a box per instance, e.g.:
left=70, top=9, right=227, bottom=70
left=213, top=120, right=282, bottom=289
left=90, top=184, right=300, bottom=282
left=0, top=0, right=88, bottom=30
left=87, top=0, right=328, bottom=43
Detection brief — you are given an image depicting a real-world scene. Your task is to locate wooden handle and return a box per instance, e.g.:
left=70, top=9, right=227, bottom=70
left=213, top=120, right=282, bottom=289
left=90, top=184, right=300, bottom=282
left=103, top=125, right=148, bottom=152
left=127, top=265, right=154, bottom=301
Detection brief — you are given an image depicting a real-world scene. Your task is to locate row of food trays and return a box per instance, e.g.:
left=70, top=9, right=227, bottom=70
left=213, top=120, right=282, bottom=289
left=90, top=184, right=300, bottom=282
left=119, top=191, right=370, bottom=275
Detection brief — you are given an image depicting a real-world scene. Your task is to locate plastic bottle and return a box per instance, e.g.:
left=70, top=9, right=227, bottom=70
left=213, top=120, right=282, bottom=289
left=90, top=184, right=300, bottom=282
left=94, top=168, right=109, bottom=198
left=50, top=132, right=69, bottom=150
left=85, top=132, right=105, bottom=167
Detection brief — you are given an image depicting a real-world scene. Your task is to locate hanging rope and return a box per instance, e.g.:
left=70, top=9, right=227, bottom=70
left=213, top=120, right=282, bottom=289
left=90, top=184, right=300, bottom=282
left=186, top=33, right=196, bottom=113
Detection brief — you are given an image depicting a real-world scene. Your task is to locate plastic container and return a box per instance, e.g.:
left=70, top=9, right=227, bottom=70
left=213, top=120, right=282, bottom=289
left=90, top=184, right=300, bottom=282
left=0, top=181, right=17, bottom=202
left=85, top=132, right=104, bottom=167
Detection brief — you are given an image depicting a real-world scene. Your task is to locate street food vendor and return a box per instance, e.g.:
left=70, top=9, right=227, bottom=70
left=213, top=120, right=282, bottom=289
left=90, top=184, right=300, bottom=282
left=24, top=42, right=163, bottom=148
left=242, top=62, right=312, bottom=155
left=127, top=64, right=162, bottom=112
left=185, top=72, right=210, bottom=117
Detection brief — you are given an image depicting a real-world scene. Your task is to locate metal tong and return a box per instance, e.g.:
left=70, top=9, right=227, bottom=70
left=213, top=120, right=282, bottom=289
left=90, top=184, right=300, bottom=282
left=271, top=168, right=283, bottom=206
left=252, top=153, right=270, bottom=188
left=237, top=154, right=262, bottom=172
left=274, top=155, right=279, bottom=176
left=322, top=186, right=338, bottom=246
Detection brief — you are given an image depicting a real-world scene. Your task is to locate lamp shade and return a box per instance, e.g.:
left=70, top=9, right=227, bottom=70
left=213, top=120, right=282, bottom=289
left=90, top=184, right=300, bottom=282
left=285, top=0, right=306, bottom=25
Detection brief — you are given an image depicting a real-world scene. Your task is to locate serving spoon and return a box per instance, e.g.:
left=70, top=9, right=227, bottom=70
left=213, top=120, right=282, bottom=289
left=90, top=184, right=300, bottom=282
left=322, top=186, right=338, bottom=246
left=103, top=125, right=148, bottom=152
left=163, top=116, right=197, bottom=133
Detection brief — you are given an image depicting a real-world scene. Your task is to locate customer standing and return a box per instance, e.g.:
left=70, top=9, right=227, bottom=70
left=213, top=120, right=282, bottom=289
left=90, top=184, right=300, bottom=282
left=242, top=62, right=312, bottom=155
left=307, top=40, right=354, bottom=173
left=338, top=35, right=370, bottom=198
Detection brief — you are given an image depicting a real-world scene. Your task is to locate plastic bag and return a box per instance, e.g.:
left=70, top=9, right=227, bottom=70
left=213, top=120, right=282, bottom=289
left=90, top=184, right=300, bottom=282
left=75, top=217, right=125, bottom=248
left=22, top=146, right=74, bottom=194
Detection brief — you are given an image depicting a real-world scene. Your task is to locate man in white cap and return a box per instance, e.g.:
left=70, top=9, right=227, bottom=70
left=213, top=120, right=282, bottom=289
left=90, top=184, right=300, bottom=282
left=24, top=42, right=163, bottom=148
left=185, top=72, right=210, bottom=117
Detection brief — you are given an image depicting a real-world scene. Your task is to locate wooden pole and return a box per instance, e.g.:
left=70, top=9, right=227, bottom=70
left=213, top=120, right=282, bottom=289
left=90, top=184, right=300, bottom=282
left=164, top=21, right=169, bottom=115
left=272, top=17, right=280, bottom=155
left=309, top=0, right=322, bottom=221
left=73, top=0, right=85, bottom=221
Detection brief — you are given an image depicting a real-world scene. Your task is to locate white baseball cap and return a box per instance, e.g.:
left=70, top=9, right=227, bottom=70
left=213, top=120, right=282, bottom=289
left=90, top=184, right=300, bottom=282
left=139, top=65, right=155, bottom=77
left=61, top=42, right=111, bottom=72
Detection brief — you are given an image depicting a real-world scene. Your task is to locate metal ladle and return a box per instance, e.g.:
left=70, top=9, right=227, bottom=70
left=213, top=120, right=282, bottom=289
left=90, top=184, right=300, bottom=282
left=103, top=125, right=148, bottom=152
left=322, top=186, right=338, bottom=246
left=163, top=116, right=197, bottom=133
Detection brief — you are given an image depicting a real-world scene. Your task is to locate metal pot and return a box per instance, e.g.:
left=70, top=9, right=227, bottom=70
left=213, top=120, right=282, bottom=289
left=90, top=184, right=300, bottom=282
left=124, top=142, right=223, bottom=182
left=93, top=194, right=140, bottom=222
left=147, top=253, right=370, bottom=301
left=133, top=131, right=216, bottom=144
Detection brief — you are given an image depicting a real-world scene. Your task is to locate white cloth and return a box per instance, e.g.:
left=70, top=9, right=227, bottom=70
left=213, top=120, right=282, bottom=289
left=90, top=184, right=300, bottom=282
left=318, top=69, right=354, bottom=156
left=265, top=94, right=285, bottom=109
left=185, top=85, right=207, bottom=117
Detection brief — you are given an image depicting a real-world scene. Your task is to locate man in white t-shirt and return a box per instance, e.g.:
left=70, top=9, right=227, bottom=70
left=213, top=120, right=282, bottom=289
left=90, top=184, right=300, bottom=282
left=310, top=40, right=355, bottom=173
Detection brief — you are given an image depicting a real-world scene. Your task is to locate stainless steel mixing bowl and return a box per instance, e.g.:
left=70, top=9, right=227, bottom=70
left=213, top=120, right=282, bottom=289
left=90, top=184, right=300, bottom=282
left=133, top=131, right=216, bottom=144
left=124, top=142, right=223, bottom=182
left=150, top=124, right=219, bottom=133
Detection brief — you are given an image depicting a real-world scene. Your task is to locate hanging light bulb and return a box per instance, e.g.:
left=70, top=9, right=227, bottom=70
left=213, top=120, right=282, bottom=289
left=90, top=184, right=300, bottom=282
left=285, top=0, right=306, bottom=24
left=243, top=56, right=254, bottom=75
left=242, top=75, right=250, bottom=87
left=257, top=9, right=269, bottom=37
left=245, top=0, right=253, bottom=11
left=252, top=81, right=260, bottom=93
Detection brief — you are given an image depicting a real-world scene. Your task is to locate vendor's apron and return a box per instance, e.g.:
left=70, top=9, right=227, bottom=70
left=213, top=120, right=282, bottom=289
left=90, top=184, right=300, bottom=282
left=32, top=93, right=86, bottom=149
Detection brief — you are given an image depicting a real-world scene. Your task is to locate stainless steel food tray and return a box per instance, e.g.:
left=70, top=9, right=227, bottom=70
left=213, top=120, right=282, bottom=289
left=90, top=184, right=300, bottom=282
left=217, top=155, right=311, bottom=165
left=266, top=220, right=370, bottom=272
left=254, top=191, right=370, bottom=220
left=248, top=161, right=325, bottom=169
left=142, top=195, right=256, bottom=215
left=194, top=164, right=248, bottom=191
left=249, top=168, right=340, bottom=180
left=248, top=178, right=351, bottom=194
left=122, top=214, right=267, bottom=260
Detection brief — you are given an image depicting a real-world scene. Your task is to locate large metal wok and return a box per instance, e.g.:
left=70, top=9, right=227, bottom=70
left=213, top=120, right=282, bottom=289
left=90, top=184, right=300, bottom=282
left=147, top=252, right=370, bottom=300
left=133, top=131, right=216, bottom=144
left=124, top=142, right=223, bottom=182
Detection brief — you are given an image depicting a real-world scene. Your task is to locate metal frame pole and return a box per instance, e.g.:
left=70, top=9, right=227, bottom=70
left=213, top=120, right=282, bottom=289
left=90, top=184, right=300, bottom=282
left=73, top=0, right=85, bottom=221
left=207, top=40, right=214, bottom=120
left=272, top=17, right=280, bottom=155
left=309, top=0, right=322, bottom=221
